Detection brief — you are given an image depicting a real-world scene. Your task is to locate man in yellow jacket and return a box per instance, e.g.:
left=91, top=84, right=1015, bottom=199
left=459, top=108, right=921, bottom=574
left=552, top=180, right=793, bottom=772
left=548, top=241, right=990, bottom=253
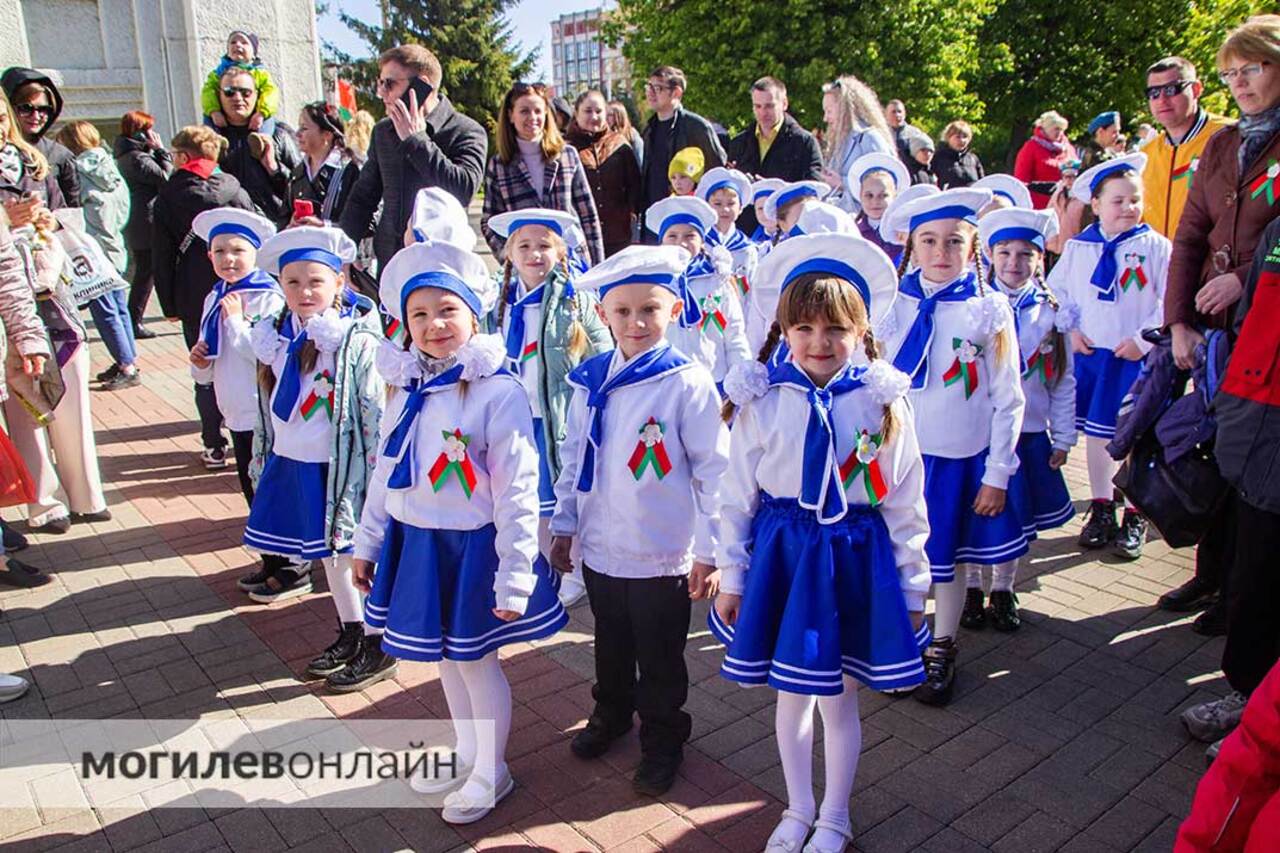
left=1142, top=56, right=1234, bottom=238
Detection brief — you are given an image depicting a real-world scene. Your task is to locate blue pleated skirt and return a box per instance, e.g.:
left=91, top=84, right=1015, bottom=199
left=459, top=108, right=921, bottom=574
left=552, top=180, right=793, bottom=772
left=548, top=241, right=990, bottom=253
left=531, top=417, right=556, bottom=517
left=1074, top=348, right=1143, bottom=439
left=1007, top=432, right=1076, bottom=537
left=363, top=519, right=568, bottom=662
left=243, top=454, right=339, bottom=559
left=707, top=495, right=931, bottom=696
left=923, top=451, right=1030, bottom=581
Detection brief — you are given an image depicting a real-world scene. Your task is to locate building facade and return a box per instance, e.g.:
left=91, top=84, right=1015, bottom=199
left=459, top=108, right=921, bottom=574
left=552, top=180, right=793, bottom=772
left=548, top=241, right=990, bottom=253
left=550, top=6, right=629, bottom=101
left=0, top=0, right=321, bottom=140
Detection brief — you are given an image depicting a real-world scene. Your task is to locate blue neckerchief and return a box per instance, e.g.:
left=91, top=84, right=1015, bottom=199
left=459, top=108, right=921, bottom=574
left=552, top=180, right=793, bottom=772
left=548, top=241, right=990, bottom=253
left=503, top=280, right=546, bottom=367
left=382, top=364, right=465, bottom=490
left=1005, top=283, right=1049, bottom=373
left=750, top=224, right=769, bottom=243
left=890, top=270, right=979, bottom=389
left=569, top=343, right=690, bottom=492
left=676, top=256, right=712, bottom=328
left=270, top=306, right=353, bottom=422
left=1074, top=223, right=1151, bottom=302
left=568, top=245, right=590, bottom=277
left=707, top=227, right=751, bottom=253
left=200, top=269, right=278, bottom=359
left=769, top=360, right=868, bottom=524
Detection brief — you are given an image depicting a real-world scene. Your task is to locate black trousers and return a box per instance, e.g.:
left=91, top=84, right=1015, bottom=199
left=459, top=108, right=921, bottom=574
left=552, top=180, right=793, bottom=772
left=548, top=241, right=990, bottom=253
left=1192, top=495, right=1236, bottom=592
left=1223, top=496, right=1280, bottom=696
left=230, top=429, right=254, bottom=507
left=127, top=249, right=154, bottom=324
left=180, top=315, right=226, bottom=451
left=582, top=566, right=692, bottom=757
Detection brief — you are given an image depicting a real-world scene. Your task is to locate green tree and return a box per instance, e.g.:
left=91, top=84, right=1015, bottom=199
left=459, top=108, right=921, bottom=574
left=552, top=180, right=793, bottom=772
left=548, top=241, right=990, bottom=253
left=605, top=0, right=995, bottom=139
left=327, top=0, right=536, bottom=133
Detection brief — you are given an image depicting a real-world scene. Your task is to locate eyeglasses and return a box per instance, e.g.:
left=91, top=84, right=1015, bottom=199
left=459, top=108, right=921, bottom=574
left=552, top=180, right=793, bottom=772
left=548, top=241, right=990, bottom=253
left=14, top=103, right=54, bottom=117
left=221, top=86, right=255, bottom=99
left=376, top=75, right=415, bottom=92
left=1146, top=79, right=1194, bottom=100
left=1218, top=62, right=1269, bottom=85
left=645, top=82, right=673, bottom=94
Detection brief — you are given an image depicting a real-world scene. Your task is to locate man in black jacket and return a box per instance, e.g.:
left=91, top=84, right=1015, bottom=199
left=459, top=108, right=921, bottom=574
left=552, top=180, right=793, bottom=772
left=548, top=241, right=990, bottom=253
left=726, top=77, right=823, bottom=234
left=339, top=44, right=487, bottom=274
left=213, top=68, right=302, bottom=228
left=638, top=66, right=726, bottom=238
left=1, top=67, right=80, bottom=207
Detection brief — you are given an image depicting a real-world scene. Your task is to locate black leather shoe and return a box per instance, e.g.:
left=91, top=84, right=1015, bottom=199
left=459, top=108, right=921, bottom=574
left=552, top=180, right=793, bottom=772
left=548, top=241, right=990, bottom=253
left=914, top=637, right=958, bottom=707
left=1113, top=511, right=1147, bottom=561
left=1192, top=599, right=1228, bottom=637
left=1078, top=499, right=1118, bottom=549
left=133, top=323, right=157, bottom=340
left=632, top=752, right=681, bottom=796
left=570, top=718, right=632, bottom=760
left=306, top=622, right=365, bottom=678
left=1158, top=576, right=1217, bottom=612
left=325, top=635, right=397, bottom=693
left=960, top=587, right=987, bottom=630
left=987, top=591, right=1021, bottom=632
left=1, top=520, right=28, bottom=552
left=29, top=516, right=70, bottom=535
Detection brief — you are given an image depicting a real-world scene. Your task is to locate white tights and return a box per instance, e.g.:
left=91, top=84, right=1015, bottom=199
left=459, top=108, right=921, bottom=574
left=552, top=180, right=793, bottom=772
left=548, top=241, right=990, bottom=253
left=965, top=560, right=1019, bottom=593
left=438, top=653, right=512, bottom=794
left=772, top=679, right=862, bottom=846
left=321, top=554, right=380, bottom=635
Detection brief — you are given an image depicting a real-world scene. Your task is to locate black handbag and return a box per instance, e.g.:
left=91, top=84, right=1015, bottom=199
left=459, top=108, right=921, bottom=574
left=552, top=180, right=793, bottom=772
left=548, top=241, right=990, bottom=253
left=1113, top=431, right=1229, bottom=548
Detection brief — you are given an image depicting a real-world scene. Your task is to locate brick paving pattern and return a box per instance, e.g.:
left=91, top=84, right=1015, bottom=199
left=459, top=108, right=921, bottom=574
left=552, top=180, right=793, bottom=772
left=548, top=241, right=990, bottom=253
left=0, top=221, right=1220, bottom=851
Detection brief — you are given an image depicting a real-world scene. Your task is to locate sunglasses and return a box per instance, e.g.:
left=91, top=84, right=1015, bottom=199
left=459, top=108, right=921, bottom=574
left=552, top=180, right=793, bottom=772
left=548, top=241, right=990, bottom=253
left=221, top=86, right=255, bottom=99
left=1145, top=79, right=1193, bottom=100
left=14, top=103, right=54, bottom=117
left=512, top=81, right=548, bottom=95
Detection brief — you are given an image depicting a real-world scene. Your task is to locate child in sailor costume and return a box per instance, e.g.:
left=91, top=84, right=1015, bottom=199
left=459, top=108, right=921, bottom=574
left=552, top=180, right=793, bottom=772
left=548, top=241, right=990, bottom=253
left=549, top=245, right=729, bottom=797
left=749, top=178, right=786, bottom=244
left=846, top=152, right=910, bottom=266
left=244, top=226, right=394, bottom=691
left=878, top=183, right=941, bottom=270
left=878, top=188, right=1027, bottom=708
left=353, top=241, right=567, bottom=823
left=709, top=233, right=930, bottom=853
left=485, top=208, right=613, bottom=607
left=762, top=180, right=831, bottom=246
left=646, top=197, right=753, bottom=389
left=964, top=208, right=1078, bottom=632
left=697, top=167, right=760, bottom=301
left=1046, top=152, right=1167, bottom=559
left=973, top=173, right=1033, bottom=215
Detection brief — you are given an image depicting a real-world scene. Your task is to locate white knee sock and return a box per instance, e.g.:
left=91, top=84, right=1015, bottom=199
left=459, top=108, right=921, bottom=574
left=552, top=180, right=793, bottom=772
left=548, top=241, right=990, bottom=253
left=933, top=578, right=968, bottom=641
left=812, top=679, right=861, bottom=844
left=1086, top=437, right=1117, bottom=501
left=772, top=691, right=818, bottom=844
left=457, top=652, right=512, bottom=790
left=322, top=554, right=364, bottom=624
left=437, top=660, right=477, bottom=769
left=965, top=565, right=984, bottom=590
left=991, top=559, right=1018, bottom=592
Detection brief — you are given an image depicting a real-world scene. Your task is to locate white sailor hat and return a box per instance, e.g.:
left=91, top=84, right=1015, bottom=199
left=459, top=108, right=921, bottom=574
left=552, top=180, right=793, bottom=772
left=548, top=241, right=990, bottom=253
left=793, top=201, right=857, bottom=237
left=697, top=167, right=752, bottom=204
left=1071, top=152, right=1148, bottom=205
left=972, top=174, right=1032, bottom=210
left=753, top=233, right=898, bottom=328
left=409, top=187, right=477, bottom=250
left=882, top=187, right=993, bottom=246
left=845, top=152, right=909, bottom=197
left=750, top=177, right=787, bottom=203
left=257, top=225, right=357, bottom=275
left=192, top=208, right=277, bottom=248
left=877, top=184, right=941, bottom=244
left=379, top=241, right=496, bottom=321
left=645, top=196, right=717, bottom=240
left=572, top=244, right=691, bottom=300
left=977, top=207, right=1060, bottom=256
left=761, top=180, right=828, bottom=224
left=487, top=207, right=580, bottom=242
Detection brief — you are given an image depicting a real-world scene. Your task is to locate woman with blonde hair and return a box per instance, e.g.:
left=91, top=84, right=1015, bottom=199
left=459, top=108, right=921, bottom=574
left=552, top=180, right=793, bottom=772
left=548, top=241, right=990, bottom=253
left=1013, top=110, right=1077, bottom=209
left=819, top=75, right=896, bottom=212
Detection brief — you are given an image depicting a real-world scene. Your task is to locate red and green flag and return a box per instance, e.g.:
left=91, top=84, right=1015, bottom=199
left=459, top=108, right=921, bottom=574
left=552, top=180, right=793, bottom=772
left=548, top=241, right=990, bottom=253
left=628, top=417, right=673, bottom=481
left=942, top=338, right=982, bottom=399
left=1120, top=258, right=1148, bottom=292
left=1024, top=345, right=1056, bottom=385
left=334, top=78, right=358, bottom=123
left=520, top=340, right=538, bottom=364
left=839, top=430, right=887, bottom=505
left=428, top=429, right=477, bottom=499
left=300, top=371, right=335, bottom=421
left=1171, top=157, right=1197, bottom=190
left=734, top=274, right=750, bottom=298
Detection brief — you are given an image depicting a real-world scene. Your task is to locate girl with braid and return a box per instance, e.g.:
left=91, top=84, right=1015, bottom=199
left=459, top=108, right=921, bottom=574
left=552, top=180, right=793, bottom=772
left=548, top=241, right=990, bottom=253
left=485, top=209, right=612, bottom=607
left=711, top=233, right=930, bottom=853
left=878, top=188, right=1027, bottom=707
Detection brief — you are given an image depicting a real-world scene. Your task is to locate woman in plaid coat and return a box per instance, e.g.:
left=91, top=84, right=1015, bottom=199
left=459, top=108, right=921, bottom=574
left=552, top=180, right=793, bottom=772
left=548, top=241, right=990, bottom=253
left=480, top=82, right=605, bottom=266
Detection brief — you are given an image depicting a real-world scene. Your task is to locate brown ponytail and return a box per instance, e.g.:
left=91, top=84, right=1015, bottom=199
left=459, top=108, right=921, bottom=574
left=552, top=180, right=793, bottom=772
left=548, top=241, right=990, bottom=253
left=862, top=328, right=899, bottom=446
left=495, top=260, right=515, bottom=330
left=562, top=256, right=590, bottom=363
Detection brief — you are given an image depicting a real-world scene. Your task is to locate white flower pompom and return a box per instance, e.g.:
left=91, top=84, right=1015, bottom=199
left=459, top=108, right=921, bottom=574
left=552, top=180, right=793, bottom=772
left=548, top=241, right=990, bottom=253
left=250, top=318, right=285, bottom=364
left=723, top=360, right=770, bottom=408
left=1054, top=302, right=1081, bottom=333
left=375, top=340, right=424, bottom=387
left=456, top=333, right=507, bottom=382
left=862, top=360, right=910, bottom=406
left=306, top=308, right=349, bottom=353
left=966, top=292, right=1012, bottom=338
left=709, top=245, right=734, bottom=277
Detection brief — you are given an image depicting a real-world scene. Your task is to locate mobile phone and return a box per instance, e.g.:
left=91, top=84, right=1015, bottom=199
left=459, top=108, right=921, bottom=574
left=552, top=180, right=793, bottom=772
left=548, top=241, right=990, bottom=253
left=400, top=78, right=434, bottom=111
left=293, top=199, right=315, bottom=220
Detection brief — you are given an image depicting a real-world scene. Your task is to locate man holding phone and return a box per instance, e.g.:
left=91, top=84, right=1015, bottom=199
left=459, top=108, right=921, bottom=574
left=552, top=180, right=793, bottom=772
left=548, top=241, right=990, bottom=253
left=339, top=45, right=488, bottom=274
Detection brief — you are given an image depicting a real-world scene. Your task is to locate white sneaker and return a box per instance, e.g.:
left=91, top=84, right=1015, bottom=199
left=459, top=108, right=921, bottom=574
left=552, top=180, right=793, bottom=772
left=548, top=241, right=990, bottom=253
left=1182, top=691, right=1249, bottom=743
left=0, top=673, right=29, bottom=704
left=558, top=574, right=587, bottom=608
left=200, top=447, right=228, bottom=470
left=440, top=772, right=514, bottom=825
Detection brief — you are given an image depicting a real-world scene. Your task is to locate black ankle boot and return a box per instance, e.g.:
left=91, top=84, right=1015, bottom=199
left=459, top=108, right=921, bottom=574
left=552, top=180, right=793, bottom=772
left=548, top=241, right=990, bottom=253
left=960, top=587, right=987, bottom=630
left=306, top=622, right=365, bottom=678
left=914, top=637, right=958, bottom=706
left=325, top=634, right=397, bottom=693
left=1078, top=499, right=1118, bottom=549
left=987, top=591, right=1021, bottom=632
left=1113, top=510, right=1147, bottom=560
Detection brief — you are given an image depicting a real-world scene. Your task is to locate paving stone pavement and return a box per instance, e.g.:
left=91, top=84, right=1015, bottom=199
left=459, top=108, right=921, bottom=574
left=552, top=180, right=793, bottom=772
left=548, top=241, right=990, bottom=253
left=0, top=253, right=1224, bottom=851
